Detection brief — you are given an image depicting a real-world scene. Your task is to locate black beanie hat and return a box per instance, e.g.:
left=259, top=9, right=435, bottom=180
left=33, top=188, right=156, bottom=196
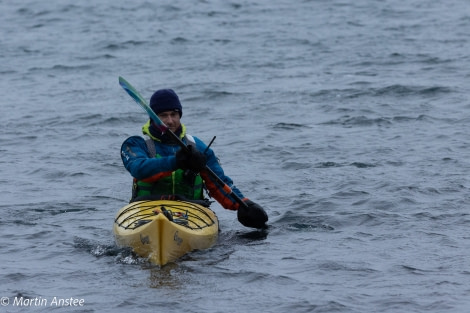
left=149, top=89, right=182, bottom=117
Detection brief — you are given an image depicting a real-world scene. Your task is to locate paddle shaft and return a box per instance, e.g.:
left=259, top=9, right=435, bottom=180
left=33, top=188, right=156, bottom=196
left=119, top=76, right=248, bottom=209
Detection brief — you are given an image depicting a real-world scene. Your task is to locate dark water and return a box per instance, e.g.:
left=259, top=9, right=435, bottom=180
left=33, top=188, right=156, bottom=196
left=1, top=0, right=470, bottom=312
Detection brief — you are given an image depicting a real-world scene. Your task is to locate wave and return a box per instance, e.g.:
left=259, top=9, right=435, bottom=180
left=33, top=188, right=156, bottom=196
left=271, top=122, right=311, bottom=130
left=321, top=114, right=446, bottom=127
left=73, top=237, right=145, bottom=265
left=312, top=84, right=452, bottom=100
left=27, top=64, right=93, bottom=73
left=316, top=161, right=377, bottom=168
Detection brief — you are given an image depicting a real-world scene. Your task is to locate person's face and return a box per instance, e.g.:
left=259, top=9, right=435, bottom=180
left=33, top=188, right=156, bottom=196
left=157, top=110, right=181, bottom=132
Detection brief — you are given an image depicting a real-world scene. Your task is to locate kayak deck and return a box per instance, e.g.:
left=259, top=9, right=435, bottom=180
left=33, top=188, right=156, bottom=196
left=113, top=200, right=218, bottom=265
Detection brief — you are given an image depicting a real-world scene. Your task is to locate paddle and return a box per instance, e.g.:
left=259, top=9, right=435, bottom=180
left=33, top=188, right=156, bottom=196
left=118, top=76, right=268, bottom=229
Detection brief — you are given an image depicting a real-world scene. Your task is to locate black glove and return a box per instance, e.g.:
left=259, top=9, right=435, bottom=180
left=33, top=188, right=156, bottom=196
left=237, top=199, right=268, bottom=229
left=175, top=145, right=207, bottom=172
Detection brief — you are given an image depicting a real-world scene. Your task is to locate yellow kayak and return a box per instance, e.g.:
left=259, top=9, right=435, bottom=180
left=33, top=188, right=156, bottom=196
left=113, top=199, right=218, bottom=266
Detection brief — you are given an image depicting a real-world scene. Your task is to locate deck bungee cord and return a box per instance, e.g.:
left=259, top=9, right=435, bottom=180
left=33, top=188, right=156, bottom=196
left=115, top=200, right=216, bottom=230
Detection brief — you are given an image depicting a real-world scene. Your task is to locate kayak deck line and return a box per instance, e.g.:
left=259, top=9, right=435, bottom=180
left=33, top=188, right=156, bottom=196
left=115, top=200, right=217, bottom=230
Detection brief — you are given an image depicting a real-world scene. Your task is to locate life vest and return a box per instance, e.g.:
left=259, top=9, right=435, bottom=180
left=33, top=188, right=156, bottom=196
left=131, top=138, right=204, bottom=201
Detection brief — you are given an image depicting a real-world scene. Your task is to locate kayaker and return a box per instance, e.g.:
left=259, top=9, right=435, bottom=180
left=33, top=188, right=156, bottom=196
left=120, top=88, right=268, bottom=229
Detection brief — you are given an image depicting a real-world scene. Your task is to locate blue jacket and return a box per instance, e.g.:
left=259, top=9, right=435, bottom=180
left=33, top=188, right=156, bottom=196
left=120, top=122, right=245, bottom=209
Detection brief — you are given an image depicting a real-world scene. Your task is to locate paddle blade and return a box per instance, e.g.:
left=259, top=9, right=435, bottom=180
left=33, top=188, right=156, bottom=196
left=118, top=76, right=169, bottom=134
left=119, top=76, right=147, bottom=107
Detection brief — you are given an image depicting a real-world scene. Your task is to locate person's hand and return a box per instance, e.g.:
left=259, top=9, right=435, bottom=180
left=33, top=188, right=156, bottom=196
left=175, top=145, right=207, bottom=172
left=237, top=199, right=268, bottom=229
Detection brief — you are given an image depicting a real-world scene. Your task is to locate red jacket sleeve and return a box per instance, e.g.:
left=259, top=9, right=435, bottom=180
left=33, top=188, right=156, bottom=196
left=200, top=171, right=247, bottom=211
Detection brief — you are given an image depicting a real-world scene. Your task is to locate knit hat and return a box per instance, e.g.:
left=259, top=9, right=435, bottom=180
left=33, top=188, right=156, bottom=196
left=149, top=89, right=182, bottom=117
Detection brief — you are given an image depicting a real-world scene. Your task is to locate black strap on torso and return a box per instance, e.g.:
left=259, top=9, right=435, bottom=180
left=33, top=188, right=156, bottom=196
left=145, top=138, right=156, bottom=158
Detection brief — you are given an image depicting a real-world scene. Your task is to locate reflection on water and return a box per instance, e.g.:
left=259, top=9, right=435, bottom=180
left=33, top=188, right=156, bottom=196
left=146, top=263, right=188, bottom=289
